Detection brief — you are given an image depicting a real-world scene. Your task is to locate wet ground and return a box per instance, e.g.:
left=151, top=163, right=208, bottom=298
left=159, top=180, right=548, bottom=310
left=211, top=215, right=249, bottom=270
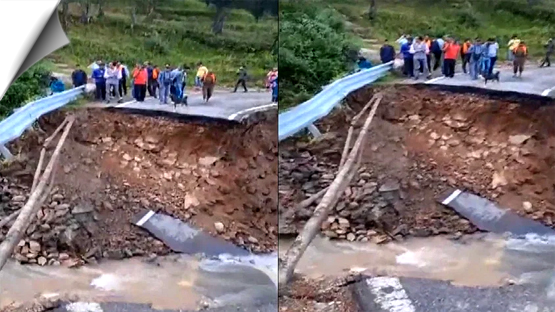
left=0, top=252, right=277, bottom=310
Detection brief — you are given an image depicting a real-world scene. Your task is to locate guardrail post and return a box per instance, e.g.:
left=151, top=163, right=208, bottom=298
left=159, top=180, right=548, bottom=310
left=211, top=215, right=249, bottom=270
left=306, top=123, right=322, bottom=138
left=0, top=145, right=13, bottom=160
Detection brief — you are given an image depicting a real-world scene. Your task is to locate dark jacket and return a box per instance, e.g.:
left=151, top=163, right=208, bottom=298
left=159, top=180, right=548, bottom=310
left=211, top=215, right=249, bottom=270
left=91, top=68, right=106, bottom=84
left=380, top=44, right=396, bottom=63
left=237, top=67, right=248, bottom=80
left=72, top=69, right=87, bottom=87
left=430, top=40, right=442, bottom=54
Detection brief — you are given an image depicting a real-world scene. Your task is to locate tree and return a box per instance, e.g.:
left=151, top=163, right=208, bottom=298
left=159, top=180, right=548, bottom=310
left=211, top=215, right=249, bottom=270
left=279, top=1, right=359, bottom=108
left=203, top=0, right=278, bottom=34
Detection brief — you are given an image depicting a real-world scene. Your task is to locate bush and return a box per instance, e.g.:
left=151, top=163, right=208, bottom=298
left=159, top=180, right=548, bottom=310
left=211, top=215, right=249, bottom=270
left=279, top=1, right=360, bottom=109
left=0, top=62, right=51, bottom=118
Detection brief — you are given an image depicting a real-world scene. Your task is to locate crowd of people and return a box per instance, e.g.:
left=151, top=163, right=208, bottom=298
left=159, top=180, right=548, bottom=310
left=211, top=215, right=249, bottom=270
left=375, top=34, right=539, bottom=80
left=72, top=60, right=279, bottom=105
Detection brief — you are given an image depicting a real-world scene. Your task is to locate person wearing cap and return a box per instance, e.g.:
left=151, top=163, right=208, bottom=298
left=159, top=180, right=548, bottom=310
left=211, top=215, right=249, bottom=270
left=158, top=64, right=173, bottom=104
left=71, top=64, right=87, bottom=88
left=91, top=62, right=106, bottom=101
left=132, top=63, right=148, bottom=102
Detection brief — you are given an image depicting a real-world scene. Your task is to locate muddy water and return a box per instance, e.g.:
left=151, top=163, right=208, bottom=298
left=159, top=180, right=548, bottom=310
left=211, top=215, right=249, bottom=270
left=0, top=253, right=277, bottom=310
left=279, top=234, right=555, bottom=288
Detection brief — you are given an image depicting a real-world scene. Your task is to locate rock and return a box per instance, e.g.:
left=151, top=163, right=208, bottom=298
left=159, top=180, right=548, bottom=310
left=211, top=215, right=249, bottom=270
left=447, top=139, right=461, bottom=146
left=59, top=253, right=70, bottom=261
left=346, top=233, right=356, bottom=241
left=163, top=172, right=173, bottom=180
left=72, top=205, right=94, bottom=214
left=214, top=222, right=225, bottom=233
left=491, top=171, right=508, bottom=189
left=379, top=180, right=400, bottom=193
left=14, top=254, right=28, bottom=263
left=37, top=256, right=47, bottom=266
left=247, top=236, right=259, bottom=244
left=508, top=134, right=531, bottom=145
left=56, top=203, right=70, bottom=210
left=523, top=201, right=533, bottom=213
left=198, top=156, right=219, bottom=167
left=323, top=230, right=339, bottom=238
left=11, top=195, right=25, bottom=202
left=51, top=194, right=64, bottom=201
left=184, top=193, right=200, bottom=209
left=337, top=218, right=350, bottom=229
left=144, top=135, right=160, bottom=144
left=140, top=198, right=150, bottom=207
left=122, top=154, right=133, bottom=161
left=28, top=240, right=41, bottom=253
left=430, top=132, right=440, bottom=140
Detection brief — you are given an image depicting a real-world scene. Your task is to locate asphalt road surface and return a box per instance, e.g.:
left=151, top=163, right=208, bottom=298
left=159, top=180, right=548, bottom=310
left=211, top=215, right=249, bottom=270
left=422, top=62, right=555, bottom=97
left=54, top=301, right=277, bottom=312
left=352, top=276, right=555, bottom=312
left=109, top=89, right=276, bottom=121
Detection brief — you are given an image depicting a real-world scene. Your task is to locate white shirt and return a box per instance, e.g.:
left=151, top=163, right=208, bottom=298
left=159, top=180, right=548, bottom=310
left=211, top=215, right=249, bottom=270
left=488, top=42, right=499, bottom=57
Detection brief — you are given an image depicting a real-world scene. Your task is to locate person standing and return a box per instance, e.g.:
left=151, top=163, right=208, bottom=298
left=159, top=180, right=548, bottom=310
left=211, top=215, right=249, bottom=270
left=379, top=39, right=396, bottom=64
left=507, top=35, right=520, bottom=63
left=233, top=65, right=248, bottom=92
left=468, top=38, right=483, bottom=80
left=92, top=62, right=106, bottom=101
left=540, top=38, right=554, bottom=67
left=411, top=36, right=429, bottom=79
left=487, top=38, right=499, bottom=75
left=424, top=36, right=432, bottom=73
left=195, top=62, right=208, bottom=91
left=104, top=61, right=122, bottom=104
left=117, top=62, right=129, bottom=97
left=151, top=65, right=160, bottom=98
left=430, top=38, right=443, bottom=72
left=270, top=75, right=278, bottom=103
left=71, top=64, right=87, bottom=88
left=400, top=37, right=414, bottom=77
left=480, top=39, right=491, bottom=76
left=443, top=38, right=460, bottom=78
left=513, top=41, right=528, bottom=77
left=170, top=65, right=184, bottom=103
left=132, top=63, right=148, bottom=102
left=146, top=62, right=155, bottom=97
left=460, top=39, right=471, bottom=74
left=396, top=34, right=408, bottom=50
left=266, top=67, right=278, bottom=91
left=202, top=71, right=216, bottom=102
left=158, top=64, right=173, bottom=104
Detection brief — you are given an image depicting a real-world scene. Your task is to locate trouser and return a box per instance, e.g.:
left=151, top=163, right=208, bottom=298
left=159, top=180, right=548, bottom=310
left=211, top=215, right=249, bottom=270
left=541, top=53, right=552, bottom=67
left=134, top=84, right=147, bottom=102
left=203, top=84, right=214, bottom=101
left=514, top=57, right=525, bottom=75
left=461, top=53, right=470, bottom=73
left=489, top=57, right=497, bottom=75
left=170, top=84, right=183, bottom=101
left=433, top=52, right=442, bottom=71
left=507, top=50, right=515, bottom=62
left=426, top=54, right=431, bottom=73
left=159, top=84, right=170, bottom=103
left=470, top=61, right=480, bottom=80
left=119, top=78, right=127, bottom=96
left=272, top=87, right=278, bottom=102
left=195, top=76, right=203, bottom=88
left=234, top=79, right=247, bottom=92
left=95, top=81, right=106, bottom=100
left=443, top=59, right=456, bottom=77
left=106, top=81, right=120, bottom=100
left=403, top=57, right=414, bottom=77
left=148, top=79, right=157, bottom=96
left=413, top=58, right=428, bottom=78
left=480, top=57, right=491, bottom=76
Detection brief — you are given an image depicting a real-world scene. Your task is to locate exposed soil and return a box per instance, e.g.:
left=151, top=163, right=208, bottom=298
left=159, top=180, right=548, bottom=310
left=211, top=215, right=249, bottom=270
left=0, top=108, right=277, bottom=266
left=280, top=85, right=555, bottom=243
left=279, top=275, right=359, bottom=312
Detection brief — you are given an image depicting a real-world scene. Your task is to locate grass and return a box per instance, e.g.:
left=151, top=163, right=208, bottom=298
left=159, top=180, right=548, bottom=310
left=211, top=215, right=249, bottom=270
left=50, top=0, right=277, bottom=87
left=325, top=0, right=555, bottom=59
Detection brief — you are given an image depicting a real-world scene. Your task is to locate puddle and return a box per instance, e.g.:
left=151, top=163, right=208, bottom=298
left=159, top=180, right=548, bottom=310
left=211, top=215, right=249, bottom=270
left=0, top=253, right=277, bottom=310
left=279, top=233, right=555, bottom=288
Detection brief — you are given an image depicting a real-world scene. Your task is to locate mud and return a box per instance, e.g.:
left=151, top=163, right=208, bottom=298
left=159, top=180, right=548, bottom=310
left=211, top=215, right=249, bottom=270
left=279, top=85, right=555, bottom=242
left=0, top=108, right=277, bottom=265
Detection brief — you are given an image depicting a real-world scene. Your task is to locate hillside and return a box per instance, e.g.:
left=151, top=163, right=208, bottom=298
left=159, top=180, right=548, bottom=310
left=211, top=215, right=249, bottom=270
left=50, top=0, right=277, bottom=86
left=327, top=0, right=555, bottom=59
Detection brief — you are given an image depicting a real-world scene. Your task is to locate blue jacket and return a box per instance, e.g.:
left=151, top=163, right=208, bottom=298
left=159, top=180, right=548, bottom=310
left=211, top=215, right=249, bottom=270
left=92, top=68, right=106, bottom=83
left=50, top=80, right=65, bottom=93
left=358, top=59, right=372, bottom=69
left=401, top=42, right=413, bottom=58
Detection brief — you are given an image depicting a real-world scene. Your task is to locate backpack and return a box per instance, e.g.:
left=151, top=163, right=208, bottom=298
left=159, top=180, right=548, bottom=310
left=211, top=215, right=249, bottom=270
left=162, top=71, right=172, bottom=86
left=204, top=72, right=216, bottom=84
left=514, top=46, right=527, bottom=57
left=472, top=45, right=482, bottom=61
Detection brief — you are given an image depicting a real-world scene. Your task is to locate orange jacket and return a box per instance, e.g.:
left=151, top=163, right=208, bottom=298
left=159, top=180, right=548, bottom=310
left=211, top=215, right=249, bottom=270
left=204, top=72, right=216, bottom=85
left=444, top=43, right=460, bottom=59
left=462, top=42, right=471, bottom=54
left=133, top=68, right=148, bottom=85
left=152, top=68, right=159, bottom=80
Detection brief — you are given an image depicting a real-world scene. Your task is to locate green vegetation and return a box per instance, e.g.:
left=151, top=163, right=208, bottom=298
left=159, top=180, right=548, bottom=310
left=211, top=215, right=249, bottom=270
left=0, top=62, right=52, bottom=119
left=279, top=0, right=360, bottom=109
left=328, top=0, right=555, bottom=58
left=54, top=0, right=277, bottom=86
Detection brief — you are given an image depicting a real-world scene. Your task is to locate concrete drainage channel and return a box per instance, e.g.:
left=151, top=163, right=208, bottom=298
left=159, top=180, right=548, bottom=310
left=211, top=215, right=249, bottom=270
left=0, top=107, right=278, bottom=311
left=279, top=84, right=555, bottom=310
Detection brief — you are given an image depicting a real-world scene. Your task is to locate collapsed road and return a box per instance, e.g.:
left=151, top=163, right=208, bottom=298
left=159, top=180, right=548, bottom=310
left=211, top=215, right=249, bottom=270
left=0, top=107, right=277, bottom=310
left=279, top=84, right=555, bottom=311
